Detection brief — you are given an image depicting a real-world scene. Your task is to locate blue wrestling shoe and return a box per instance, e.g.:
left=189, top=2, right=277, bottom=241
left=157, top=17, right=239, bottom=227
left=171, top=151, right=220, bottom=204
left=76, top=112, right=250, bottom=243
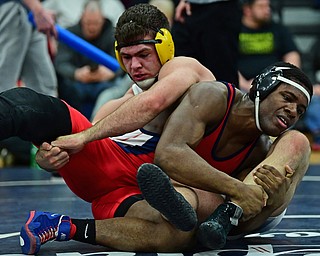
left=137, top=163, right=198, bottom=231
left=197, top=202, right=243, bottom=249
left=20, top=210, right=72, bottom=255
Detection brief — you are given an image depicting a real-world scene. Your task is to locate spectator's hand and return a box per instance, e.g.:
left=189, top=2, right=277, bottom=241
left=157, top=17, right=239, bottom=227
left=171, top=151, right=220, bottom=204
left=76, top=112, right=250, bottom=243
left=75, top=66, right=116, bottom=83
left=22, top=0, right=57, bottom=37
left=175, top=0, right=192, bottom=23
left=230, top=183, right=267, bottom=222
left=90, top=65, right=116, bottom=82
left=33, top=8, right=57, bottom=38
left=51, top=132, right=87, bottom=155
left=36, top=142, right=69, bottom=170
left=253, top=164, right=293, bottom=209
left=74, top=66, right=95, bottom=83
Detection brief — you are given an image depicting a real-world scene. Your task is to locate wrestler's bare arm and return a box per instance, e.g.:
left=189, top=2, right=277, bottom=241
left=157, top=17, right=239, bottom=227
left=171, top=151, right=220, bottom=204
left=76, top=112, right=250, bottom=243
left=36, top=89, right=134, bottom=169
left=52, top=57, right=215, bottom=150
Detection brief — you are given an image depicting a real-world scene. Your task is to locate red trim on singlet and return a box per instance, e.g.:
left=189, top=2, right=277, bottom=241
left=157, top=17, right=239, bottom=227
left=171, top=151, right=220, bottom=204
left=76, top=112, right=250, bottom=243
left=195, top=82, right=258, bottom=175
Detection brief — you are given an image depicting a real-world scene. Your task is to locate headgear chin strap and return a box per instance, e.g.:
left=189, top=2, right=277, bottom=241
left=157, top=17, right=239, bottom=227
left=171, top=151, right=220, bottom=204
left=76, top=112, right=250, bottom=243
left=254, top=91, right=263, bottom=132
left=135, top=77, right=157, bottom=90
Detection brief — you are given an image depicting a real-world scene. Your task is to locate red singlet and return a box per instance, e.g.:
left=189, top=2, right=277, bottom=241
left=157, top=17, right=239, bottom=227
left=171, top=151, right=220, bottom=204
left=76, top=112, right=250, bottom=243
left=59, top=105, right=159, bottom=219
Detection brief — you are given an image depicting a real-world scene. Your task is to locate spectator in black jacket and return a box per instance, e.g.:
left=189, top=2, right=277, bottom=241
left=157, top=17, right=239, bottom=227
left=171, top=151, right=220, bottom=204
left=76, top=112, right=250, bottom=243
left=54, top=0, right=119, bottom=119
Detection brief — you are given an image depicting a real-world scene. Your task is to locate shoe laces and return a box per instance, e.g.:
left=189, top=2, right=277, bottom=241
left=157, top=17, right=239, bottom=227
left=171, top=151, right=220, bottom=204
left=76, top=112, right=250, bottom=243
left=36, top=214, right=64, bottom=244
left=38, top=226, right=57, bottom=244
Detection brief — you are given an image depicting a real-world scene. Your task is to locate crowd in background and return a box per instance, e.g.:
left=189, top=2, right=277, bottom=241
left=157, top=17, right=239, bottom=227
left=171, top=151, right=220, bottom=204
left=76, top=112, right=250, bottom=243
left=0, top=0, right=319, bottom=168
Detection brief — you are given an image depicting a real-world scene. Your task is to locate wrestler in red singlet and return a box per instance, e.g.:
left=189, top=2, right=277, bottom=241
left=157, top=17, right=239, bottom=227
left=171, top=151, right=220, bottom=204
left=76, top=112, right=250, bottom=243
left=195, top=82, right=258, bottom=175
left=59, top=105, right=160, bottom=220
left=59, top=82, right=257, bottom=220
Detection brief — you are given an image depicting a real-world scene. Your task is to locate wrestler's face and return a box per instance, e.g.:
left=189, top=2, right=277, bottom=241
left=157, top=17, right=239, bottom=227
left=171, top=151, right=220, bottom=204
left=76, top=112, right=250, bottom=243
left=258, top=83, right=308, bottom=136
left=119, top=38, right=162, bottom=90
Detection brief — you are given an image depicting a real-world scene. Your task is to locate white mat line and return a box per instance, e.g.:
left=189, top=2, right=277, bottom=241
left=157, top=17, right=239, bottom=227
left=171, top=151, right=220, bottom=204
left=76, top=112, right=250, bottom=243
left=302, top=176, right=320, bottom=181
left=0, top=179, right=66, bottom=187
left=283, top=215, right=320, bottom=218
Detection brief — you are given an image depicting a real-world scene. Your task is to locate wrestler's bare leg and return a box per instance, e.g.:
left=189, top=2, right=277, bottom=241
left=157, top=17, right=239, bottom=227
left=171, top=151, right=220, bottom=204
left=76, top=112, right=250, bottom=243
left=95, top=200, right=196, bottom=252
left=234, top=129, right=310, bottom=234
left=197, top=130, right=310, bottom=249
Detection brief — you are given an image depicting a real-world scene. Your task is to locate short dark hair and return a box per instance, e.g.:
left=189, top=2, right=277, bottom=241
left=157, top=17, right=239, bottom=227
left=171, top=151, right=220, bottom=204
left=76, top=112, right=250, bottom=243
left=115, top=4, right=170, bottom=47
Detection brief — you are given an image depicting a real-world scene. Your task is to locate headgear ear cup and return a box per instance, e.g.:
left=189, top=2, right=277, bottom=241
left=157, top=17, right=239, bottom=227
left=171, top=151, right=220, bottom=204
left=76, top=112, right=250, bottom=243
left=249, top=66, right=282, bottom=101
left=114, top=41, right=126, bottom=72
left=154, top=28, right=175, bottom=65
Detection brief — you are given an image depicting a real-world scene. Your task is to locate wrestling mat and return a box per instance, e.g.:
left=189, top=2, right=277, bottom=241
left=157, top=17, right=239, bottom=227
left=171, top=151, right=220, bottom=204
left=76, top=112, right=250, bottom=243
left=1, top=164, right=320, bottom=256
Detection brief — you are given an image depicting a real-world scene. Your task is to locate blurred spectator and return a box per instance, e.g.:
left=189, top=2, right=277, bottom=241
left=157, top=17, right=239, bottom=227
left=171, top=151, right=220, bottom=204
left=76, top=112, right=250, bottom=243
left=238, top=0, right=300, bottom=91
left=43, top=0, right=125, bottom=58
left=54, top=0, right=119, bottom=119
left=0, top=0, right=58, bottom=167
left=43, top=0, right=125, bottom=28
left=0, top=0, right=57, bottom=95
left=313, top=38, right=320, bottom=84
left=171, top=0, right=241, bottom=86
left=149, top=0, right=175, bottom=26
left=303, top=38, right=320, bottom=151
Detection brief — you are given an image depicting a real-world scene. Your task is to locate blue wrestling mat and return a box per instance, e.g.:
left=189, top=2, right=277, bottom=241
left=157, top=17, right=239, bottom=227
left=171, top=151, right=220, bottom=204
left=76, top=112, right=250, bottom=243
left=0, top=165, right=320, bottom=256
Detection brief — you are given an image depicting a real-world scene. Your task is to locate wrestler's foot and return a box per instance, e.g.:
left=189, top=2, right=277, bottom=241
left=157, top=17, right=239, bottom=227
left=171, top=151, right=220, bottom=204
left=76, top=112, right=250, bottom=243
left=137, top=163, right=198, bottom=231
left=197, top=202, right=243, bottom=249
left=20, top=211, right=72, bottom=255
